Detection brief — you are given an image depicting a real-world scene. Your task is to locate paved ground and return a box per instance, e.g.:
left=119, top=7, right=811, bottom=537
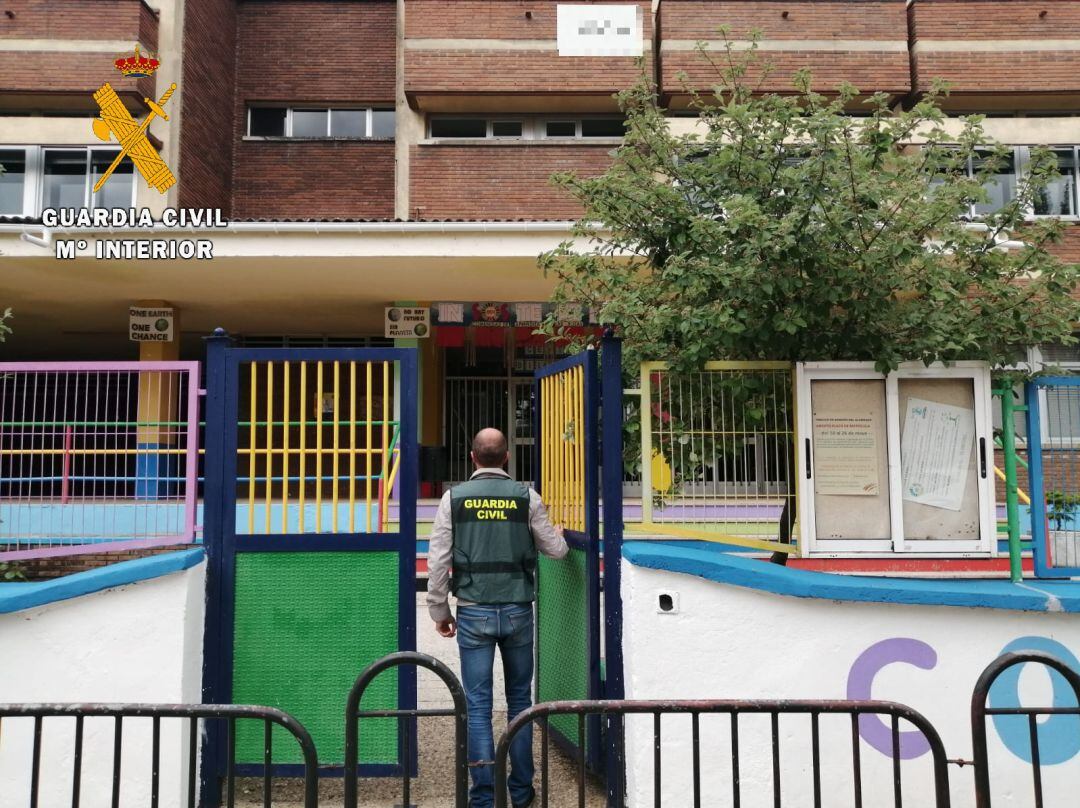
left=236, top=594, right=605, bottom=807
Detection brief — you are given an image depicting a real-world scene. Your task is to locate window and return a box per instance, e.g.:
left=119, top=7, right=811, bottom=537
left=580, top=118, right=626, bottom=138
left=970, top=151, right=1017, bottom=217
left=246, top=106, right=395, bottom=139
left=89, top=150, right=135, bottom=211
left=545, top=121, right=576, bottom=138
left=948, top=146, right=1080, bottom=219
left=291, top=109, right=328, bottom=137
left=429, top=118, right=489, bottom=138
left=249, top=107, right=286, bottom=137
left=541, top=117, right=625, bottom=139
left=491, top=121, right=523, bottom=138
left=0, top=146, right=134, bottom=218
left=1035, top=342, right=1080, bottom=444
left=371, top=109, right=395, bottom=139
left=427, top=116, right=626, bottom=140
left=0, top=149, right=26, bottom=215
left=1034, top=148, right=1079, bottom=217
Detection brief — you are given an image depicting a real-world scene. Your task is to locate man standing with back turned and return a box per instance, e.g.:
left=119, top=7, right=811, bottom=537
left=428, top=428, right=568, bottom=808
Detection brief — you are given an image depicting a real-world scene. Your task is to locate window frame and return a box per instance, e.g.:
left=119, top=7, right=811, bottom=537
left=0, top=145, right=37, bottom=218
left=796, top=361, right=996, bottom=557
left=1023, top=145, right=1080, bottom=220
left=425, top=115, right=626, bottom=141
left=0, top=145, right=136, bottom=218
left=1031, top=344, right=1080, bottom=447
left=245, top=105, right=393, bottom=140
left=950, top=144, right=1080, bottom=221
left=539, top=116, right=626, bottom=140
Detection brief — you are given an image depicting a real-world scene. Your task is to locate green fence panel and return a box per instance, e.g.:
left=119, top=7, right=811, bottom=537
left=232, top=551, right=399, bottom=765
left=537, top=546, right=590, bottom=748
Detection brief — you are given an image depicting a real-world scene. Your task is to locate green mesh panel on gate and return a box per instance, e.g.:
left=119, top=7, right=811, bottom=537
left=537, top=546, right=590, bottom=747
left=232, top=552, right=400, bottom=765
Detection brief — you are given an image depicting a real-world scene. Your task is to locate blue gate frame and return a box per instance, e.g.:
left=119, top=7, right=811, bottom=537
left=532, top=335, right=626, bottom=795
left=201, top=331, right=418, bottom=802
left=1025, top=375, right=1080, bottom=578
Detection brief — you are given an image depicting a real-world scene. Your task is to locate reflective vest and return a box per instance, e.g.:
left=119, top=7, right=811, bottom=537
left=450, top=475, right=537, bottom=604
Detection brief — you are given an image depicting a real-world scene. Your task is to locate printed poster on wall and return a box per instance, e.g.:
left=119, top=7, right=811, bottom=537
left=812, top=414, right=880, bottom=496
left=901, top=397, right=974, bottom=511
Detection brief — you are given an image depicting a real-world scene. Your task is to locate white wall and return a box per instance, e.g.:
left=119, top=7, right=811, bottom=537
left=0, top=562, right=205, bottom=808
left=621, top=561, right=1080, bottom=808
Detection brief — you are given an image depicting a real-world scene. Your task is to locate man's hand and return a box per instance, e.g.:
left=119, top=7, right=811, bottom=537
left=436, top=618, right=457, bottom=638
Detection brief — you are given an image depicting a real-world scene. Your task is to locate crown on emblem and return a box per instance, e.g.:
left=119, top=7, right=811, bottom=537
left=114, top=44, right=160, bottom=78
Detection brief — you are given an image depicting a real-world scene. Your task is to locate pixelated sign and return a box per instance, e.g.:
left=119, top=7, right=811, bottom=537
left=557, top=4, right=643, bottom=57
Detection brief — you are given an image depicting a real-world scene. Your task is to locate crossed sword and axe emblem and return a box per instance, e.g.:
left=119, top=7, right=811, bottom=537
left=91, top=81, right=178, bottom=194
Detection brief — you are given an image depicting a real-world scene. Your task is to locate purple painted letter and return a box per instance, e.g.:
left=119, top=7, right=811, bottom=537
left=847, top=638, right=937, bottom=759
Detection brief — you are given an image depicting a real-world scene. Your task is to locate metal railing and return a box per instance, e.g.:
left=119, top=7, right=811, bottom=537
left=344, top=651, right=469, bottom=808
left=0, top=362, right=201, bottom=560
left=993, top=386, right=1031, bottom=582
left=0, top=703, right=318, bottom=808
left=494, top=698, right=952, bottom=808
left=634, top=362, right=797, bottom=555
left=971, top=651, right=1080, bottom=808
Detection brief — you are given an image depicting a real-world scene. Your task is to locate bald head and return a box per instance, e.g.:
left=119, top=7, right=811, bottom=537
left=471, top=428, right=509, bottom=470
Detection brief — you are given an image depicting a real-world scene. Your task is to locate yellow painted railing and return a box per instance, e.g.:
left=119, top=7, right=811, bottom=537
left=994, top=465, right=1032, bottom=506
left=632, top=361, right=798, bottom=554
left=541, top=364, right=586, bottom=532
left=241, top=360, right=398, bottom=535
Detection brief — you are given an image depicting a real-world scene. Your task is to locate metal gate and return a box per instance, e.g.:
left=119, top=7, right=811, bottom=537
left=533, top=348, right=604, bottom=771
left=201, top=332, right=418, bottom=802
left=1025, top=375, right=1080, bottom=577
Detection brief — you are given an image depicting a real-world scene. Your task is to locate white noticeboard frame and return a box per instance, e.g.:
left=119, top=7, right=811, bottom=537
left=796, top=361, right=996, bottom=557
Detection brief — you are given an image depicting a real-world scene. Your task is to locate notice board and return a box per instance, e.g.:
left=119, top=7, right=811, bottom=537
left=810, top=379, right=892, bottom=541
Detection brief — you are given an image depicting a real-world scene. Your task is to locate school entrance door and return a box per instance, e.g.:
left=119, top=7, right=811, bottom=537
left=444, top=377, right=535, bottom=484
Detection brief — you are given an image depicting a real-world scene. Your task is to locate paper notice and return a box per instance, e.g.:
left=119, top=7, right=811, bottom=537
left=813, top=414, right=881, bottom=496
left=901, top=397, right=975, bottom=511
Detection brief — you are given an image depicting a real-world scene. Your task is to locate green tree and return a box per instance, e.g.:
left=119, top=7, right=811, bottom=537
left=541, top=41, right=1080, bottom=373
left=540, top=41, right=1080, bottom=553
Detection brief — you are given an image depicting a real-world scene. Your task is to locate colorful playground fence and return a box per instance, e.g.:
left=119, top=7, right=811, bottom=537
left=635, top=362, right=797, bottom=554
left=0, top=362, right=200, bottom=560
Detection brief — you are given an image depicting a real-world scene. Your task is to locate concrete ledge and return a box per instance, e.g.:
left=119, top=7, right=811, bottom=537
left=0, top=548, right=204, bottom=614
left=622, top=541, right=1080, bottom=613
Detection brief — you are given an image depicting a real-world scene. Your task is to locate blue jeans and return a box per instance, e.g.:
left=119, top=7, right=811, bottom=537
left=456, top=603, right=535, bottom=808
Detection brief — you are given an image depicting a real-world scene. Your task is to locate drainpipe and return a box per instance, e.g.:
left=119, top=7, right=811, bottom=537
left=19, top=228, right=52, bottom=250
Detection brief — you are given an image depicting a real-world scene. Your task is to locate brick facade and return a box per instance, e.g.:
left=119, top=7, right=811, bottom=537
left=658, top=0, right=910, bottom=101
left=226, top=0, right=397, bottom=219
left=178, top=0, right=237, bottom=212
left=232, top=140, right=396, bottom=219
left=1050, top=226, right=1080, bottom=267
left=0, top=0, right=154, bottom=41
left=0, top=52, right=154, bottom=99
left=15, top=545, right=190, bottom=581
left=235, top=0, right=396, bottom=103
left=404, top=0, right=652, bottom=107
left=910, top=0, right=1080, bottom=94
left=0, top=0, right=157, bottom=103
left=409, top=143, right=613, bottom=220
